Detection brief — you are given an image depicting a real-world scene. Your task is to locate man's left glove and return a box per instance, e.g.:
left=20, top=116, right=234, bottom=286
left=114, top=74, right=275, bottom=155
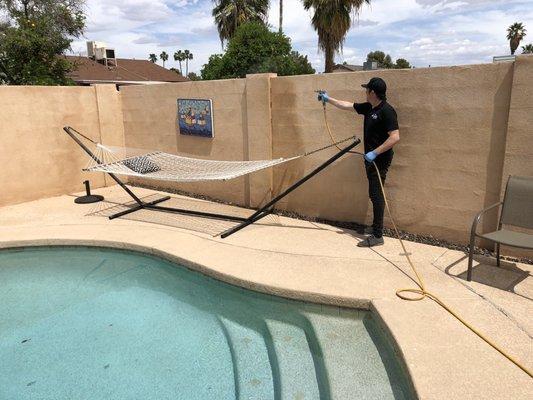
left=364, top=151, right=378, bottom=162
left=317, top=90, right=329, bottom=104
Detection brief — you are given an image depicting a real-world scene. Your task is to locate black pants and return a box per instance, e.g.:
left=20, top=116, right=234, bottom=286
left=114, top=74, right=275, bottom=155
left=365, top=157, right=392, bottom=238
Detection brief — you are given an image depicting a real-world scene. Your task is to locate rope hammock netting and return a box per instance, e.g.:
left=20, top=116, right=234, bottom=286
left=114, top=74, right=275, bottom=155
left=81, top=135, right=356, bottom=182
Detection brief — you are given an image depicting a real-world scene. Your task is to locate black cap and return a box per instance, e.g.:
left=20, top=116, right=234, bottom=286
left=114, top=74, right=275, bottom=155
left=361, top=77, right=387, bottom=96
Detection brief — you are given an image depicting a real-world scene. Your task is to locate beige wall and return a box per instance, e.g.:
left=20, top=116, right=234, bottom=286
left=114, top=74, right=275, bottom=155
left=0, top=85, right=122, bottom=207
left=502, top=56, right=533, bottom=181
left=2, top=59, right=532, bottom=252
left=271, top=63, right=515, bottom=243
left=500, top=55, right=533, bottom=257
left=120, top=78, right=249, bottom=205
left=120, top=73, right=277, bottom=208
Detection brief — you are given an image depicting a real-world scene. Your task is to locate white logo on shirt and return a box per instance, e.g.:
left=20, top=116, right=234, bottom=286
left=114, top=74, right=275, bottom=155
left=371, top=113, right=378, bottom=120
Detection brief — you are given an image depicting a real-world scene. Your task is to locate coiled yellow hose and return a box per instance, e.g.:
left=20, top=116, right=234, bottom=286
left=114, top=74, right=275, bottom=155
left=321, top=103, right=532, bottom=378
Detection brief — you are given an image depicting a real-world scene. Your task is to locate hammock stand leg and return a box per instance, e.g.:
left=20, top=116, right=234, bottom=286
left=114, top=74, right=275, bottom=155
left=108, top=196, right=171, bottom=219
left=220, top=138, right=361, bottom=238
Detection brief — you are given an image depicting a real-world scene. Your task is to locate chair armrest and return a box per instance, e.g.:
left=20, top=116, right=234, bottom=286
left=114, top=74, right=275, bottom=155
left=470, top=202, right=503, bottom=237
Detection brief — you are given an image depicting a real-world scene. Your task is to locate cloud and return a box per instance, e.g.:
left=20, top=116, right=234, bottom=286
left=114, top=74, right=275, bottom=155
left=416, top=0, right=499, bottom=5
left=132, top=35, right=157, bottom=45
left=354, top=19, right=379, bottom=27
left=402, top=36, right=502, bottom=65
left=71, top=0, right=533, bottom=73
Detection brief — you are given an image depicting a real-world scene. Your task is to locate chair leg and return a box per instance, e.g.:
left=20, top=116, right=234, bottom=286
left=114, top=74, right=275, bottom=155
left=496, top=243, right=501, bottom=267
left=467, top=234, right=476, bottom=282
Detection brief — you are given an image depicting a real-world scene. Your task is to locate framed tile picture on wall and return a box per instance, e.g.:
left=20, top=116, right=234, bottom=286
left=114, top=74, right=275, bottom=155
left=177, top=98, right=214, bottom=138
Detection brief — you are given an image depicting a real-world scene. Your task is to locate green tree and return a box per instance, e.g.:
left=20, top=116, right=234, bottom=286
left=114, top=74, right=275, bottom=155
left=201, top=54, right=224, bottom=80
left=212, top=0, right=269, bottom=46
left=522, top=43, right=533, bottom=54
left=366, top=50, right=393, bottom=68
left=0, top=0, right=85, bottom=85
left=149, top=53, right=158, bottom=63
left=201, top=22, right=314, bottom=80
left=394, top=58, right=411, bottom=69
left=507, top=22, right=527, bottom=55
left=160, top=51, right=168, bottom=67
left=303, top=0, right=370, bottom=73
left=183, top=49, right=193, bottom=75
left=188, top=72, right=201, bottom=81
left=174, top=49, right=184, bottom=71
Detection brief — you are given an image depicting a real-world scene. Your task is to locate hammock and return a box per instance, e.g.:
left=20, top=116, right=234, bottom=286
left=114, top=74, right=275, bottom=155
left=82, top=136, right=357, bottom=183
left=63, top=126, right=361, bottom=237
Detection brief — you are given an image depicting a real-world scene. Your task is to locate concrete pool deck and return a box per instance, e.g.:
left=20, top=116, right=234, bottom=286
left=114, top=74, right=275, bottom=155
left=0, top=186, right=532, bottom=399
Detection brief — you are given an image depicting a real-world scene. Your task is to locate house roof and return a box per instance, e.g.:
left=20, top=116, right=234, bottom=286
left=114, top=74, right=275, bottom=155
left=66, top=56, right=188, bottom=84
left=332, top=64, right=364, bottom=72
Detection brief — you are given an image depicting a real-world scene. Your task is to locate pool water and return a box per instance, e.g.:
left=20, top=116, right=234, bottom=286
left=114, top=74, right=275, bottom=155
left=0, top=247, right=413, bottom=399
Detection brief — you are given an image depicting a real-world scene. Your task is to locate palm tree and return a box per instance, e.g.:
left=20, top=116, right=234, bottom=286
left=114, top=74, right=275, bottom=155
left=303, top=0, right=370, bottom=73
left=160, top=51, right=169, bottom=67
left=212, top=0, right=269, bottom=46
left=279, top=0, right=283, bottom=33
left=184, top=50, right=194, bottom=76
left=522, top=43, right=533, bottom=54
left=174, top=50, right=184, bottom=73
left=148, top=53, right=157, bottom=63
left=507, top=22, right=527, bottom=55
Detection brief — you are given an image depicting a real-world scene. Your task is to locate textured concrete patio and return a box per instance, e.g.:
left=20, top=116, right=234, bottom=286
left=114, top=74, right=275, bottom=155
left=0, top=186, right=531, bottom=399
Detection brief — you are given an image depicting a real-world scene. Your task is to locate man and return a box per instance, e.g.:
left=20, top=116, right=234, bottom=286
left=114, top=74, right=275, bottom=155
left=318, top=77, right=400, bottom=247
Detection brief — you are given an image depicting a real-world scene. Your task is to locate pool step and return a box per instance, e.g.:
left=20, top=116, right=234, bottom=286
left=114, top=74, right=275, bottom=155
left=264, top=319, right=321, bottom=400
left=218, top=317, right=274, bottom=400
left=303, top=309, right=409, bottom=400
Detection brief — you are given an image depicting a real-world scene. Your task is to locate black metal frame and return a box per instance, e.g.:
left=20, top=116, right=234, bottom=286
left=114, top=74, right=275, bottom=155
left=467, top=201, right=502, bottom=281
left=467, top=175, right=531, bottom=281
left=63, top=126, right=360, bottom=238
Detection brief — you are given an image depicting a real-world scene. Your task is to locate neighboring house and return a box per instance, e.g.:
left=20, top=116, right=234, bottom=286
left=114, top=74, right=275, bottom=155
left=65, top=42, right=187, bottom=87
left=66, top=56, right=188, bottom=86
left=332, top=63, right=364, bottom=73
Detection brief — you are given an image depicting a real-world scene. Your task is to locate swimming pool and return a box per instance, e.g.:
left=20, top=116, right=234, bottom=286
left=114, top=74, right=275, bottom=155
left=0, top=246, right=414, bottom=399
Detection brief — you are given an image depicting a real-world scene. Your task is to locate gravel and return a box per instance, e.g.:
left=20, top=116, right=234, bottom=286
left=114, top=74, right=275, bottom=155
left=131, top=182, right=533, bottom=266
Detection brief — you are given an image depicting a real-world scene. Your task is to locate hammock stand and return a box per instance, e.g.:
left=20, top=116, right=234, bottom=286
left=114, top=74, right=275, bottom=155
left=63, top=126, right=360, bottom=238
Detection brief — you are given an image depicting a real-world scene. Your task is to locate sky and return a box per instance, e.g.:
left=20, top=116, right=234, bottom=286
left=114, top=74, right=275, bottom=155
left=69, top=0, right=533, bottom=73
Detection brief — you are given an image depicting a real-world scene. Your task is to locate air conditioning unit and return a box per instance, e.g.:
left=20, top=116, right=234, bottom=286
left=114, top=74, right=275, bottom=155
left=363, top=61, right=378, bottom=70
left=86, top=41, right=117, bottom=67
left=86, top=41, right=106, bottom=59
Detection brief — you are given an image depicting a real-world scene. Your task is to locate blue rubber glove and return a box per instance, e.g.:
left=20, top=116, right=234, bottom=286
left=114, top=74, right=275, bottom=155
left=364, top=151, right=378, bottom=162
left=317, top=90, right=329, bottom=104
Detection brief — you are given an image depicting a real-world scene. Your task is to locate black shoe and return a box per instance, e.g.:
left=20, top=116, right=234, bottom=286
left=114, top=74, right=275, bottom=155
left=357, top=235, right=384, bottom=247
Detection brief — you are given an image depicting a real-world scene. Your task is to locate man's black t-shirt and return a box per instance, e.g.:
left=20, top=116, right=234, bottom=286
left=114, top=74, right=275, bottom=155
left=353, top=101, right=398, bottom=162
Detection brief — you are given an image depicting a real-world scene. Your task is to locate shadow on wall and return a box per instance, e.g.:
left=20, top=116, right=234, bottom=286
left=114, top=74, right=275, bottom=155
left=480, top=66, right=515, bottom=247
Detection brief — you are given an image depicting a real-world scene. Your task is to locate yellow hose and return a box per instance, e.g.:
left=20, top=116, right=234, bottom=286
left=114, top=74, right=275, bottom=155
left=321, top=104, right=532, bottom=378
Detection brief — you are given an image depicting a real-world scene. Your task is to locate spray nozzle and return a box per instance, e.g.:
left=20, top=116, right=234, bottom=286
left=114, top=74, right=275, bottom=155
left=315, top=89, right=328, bottom=106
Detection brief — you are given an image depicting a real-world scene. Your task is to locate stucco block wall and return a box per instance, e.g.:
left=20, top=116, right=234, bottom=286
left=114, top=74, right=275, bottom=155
left=0, top=86, right=121, bottom=207
left=502, top=56, right=533, bottom=181
left=500, top=55, right=533, bottom=257
left=120, top=79, right=249, bottom=205
left=245, top=73, right=276, bottom=207
left=2, top=59, right=532, bottom=252
left=270, top=63, right=515, bottom=243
